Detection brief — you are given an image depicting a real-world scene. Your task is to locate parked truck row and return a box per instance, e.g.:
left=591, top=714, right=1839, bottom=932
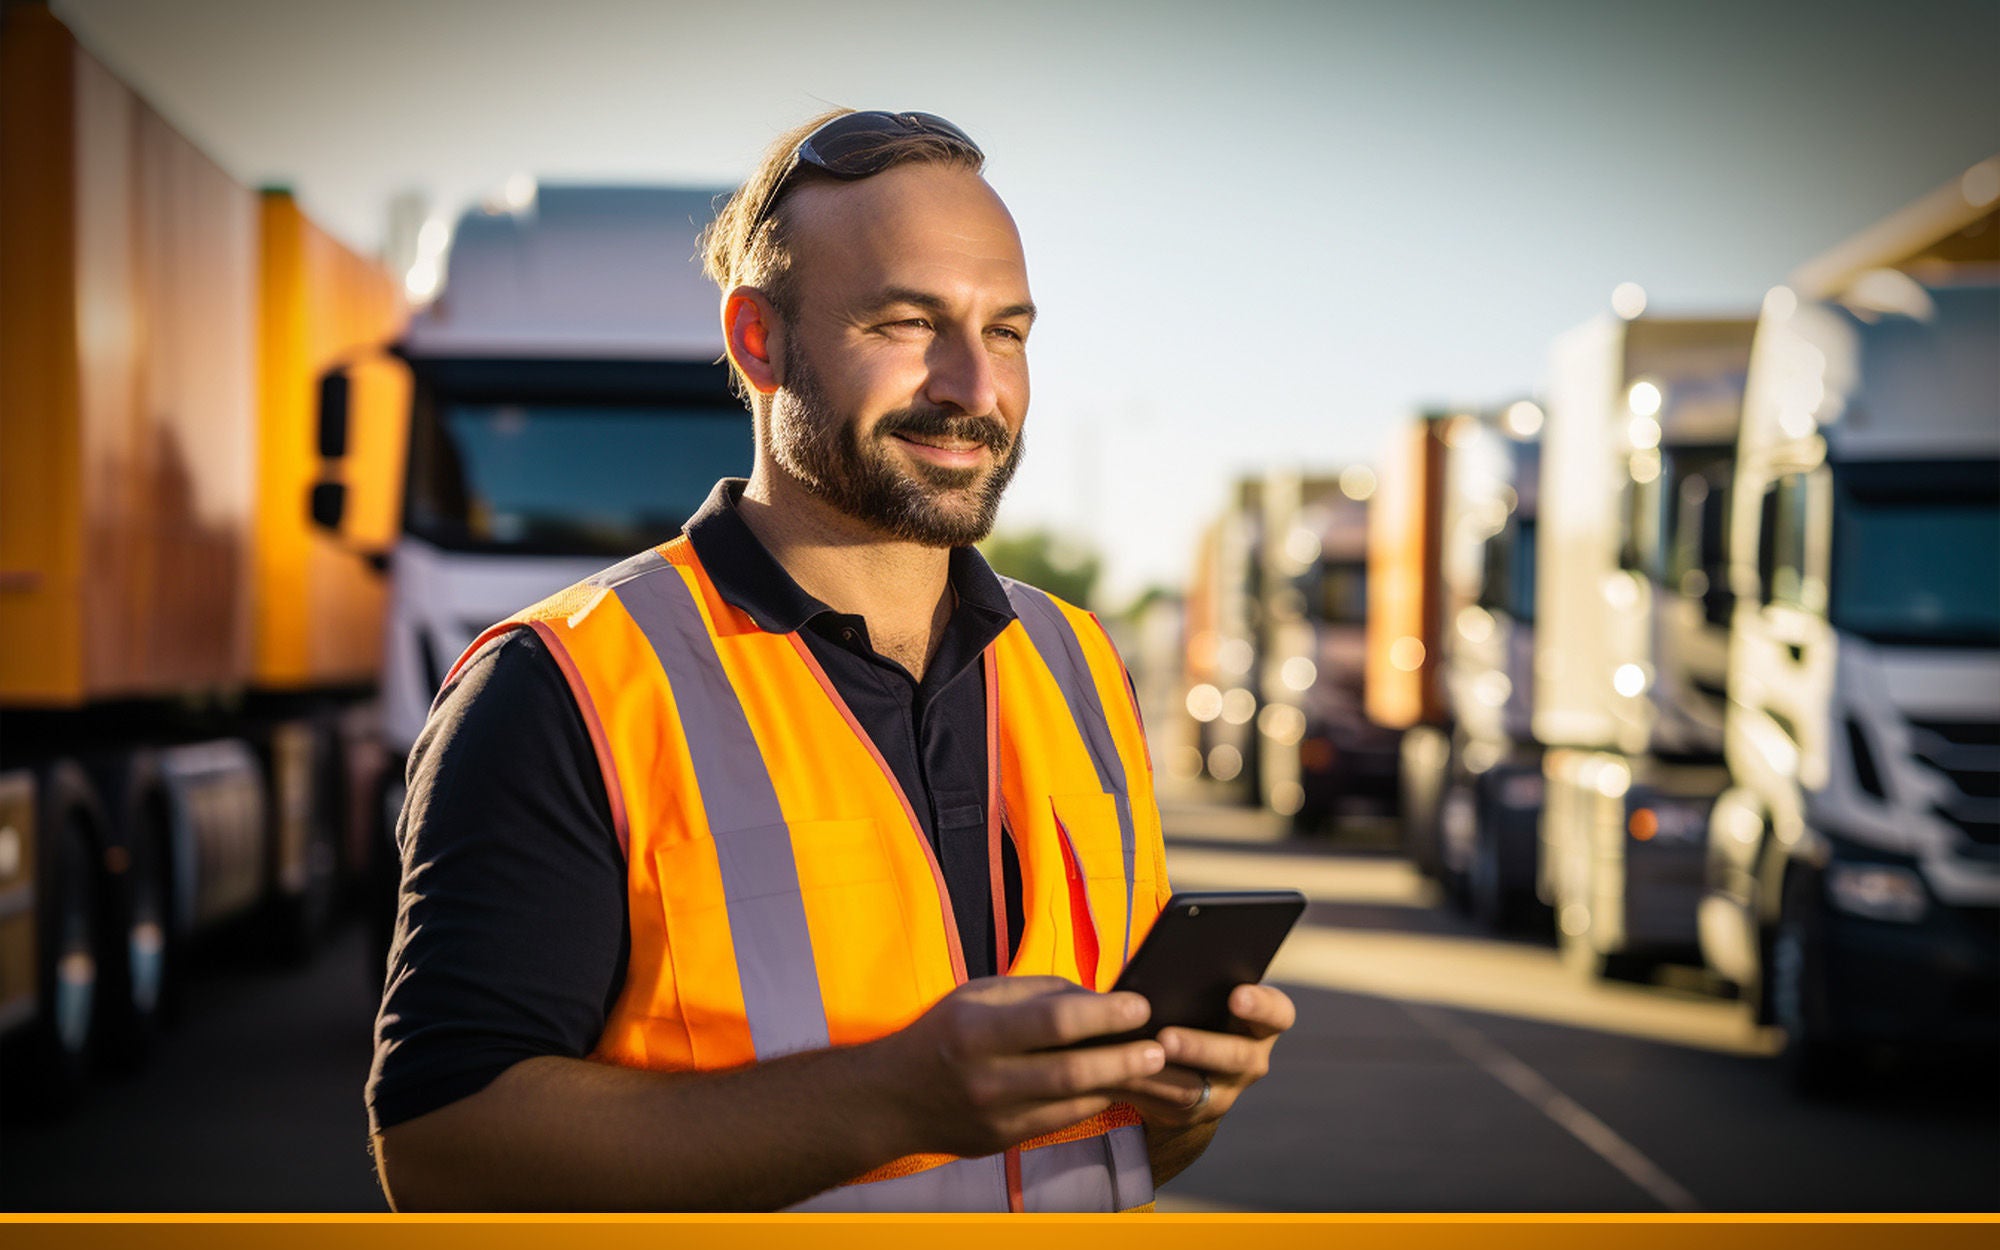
left=1, top=6, right=756, bottom=1106
left=1176, top=156, right=2000, bottom=1090
left=1181, top=469, right=1399, bottom=832
left=1, top=5, right=406, bottom=1102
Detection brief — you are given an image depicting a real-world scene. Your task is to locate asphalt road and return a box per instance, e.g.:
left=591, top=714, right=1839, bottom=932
left=3, top=797, right=1995, bottom=1213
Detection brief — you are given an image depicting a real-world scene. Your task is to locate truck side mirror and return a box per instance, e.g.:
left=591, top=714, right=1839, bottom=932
left=317, top=368, right=351, bottom=459
left=309, top=480, right=347, bottom=532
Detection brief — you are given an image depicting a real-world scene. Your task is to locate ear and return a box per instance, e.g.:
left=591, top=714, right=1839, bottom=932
left=724, top=287, right=782, bottom=395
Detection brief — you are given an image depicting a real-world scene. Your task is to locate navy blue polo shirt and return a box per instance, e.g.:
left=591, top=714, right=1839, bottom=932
left=368, top=479, right=1024, bottom=1133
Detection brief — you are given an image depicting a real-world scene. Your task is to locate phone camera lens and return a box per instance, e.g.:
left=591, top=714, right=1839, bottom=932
left=1188, top=905, right=1201, bottom=917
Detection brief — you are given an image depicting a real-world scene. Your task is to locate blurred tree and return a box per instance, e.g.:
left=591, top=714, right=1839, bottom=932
left=980, top=529, right=1101, bottom=609
left=1116, top=583, right=1181, bottom=622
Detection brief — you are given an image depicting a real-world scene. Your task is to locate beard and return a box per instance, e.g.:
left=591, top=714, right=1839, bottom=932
left=767, top=340, right=1025, bottom=547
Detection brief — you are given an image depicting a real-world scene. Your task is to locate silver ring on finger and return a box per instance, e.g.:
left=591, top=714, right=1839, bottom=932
left=1187, top=1074, right=1212, bottom=1113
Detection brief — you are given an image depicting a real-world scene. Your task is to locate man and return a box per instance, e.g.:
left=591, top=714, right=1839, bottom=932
left=368, top=108, right=1295, bottom=1212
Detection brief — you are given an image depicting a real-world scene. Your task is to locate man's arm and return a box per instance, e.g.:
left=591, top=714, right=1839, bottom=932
left=376, top=976, right=1170, bottom=1211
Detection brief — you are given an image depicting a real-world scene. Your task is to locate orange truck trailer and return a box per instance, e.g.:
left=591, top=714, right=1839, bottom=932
left=0, top=6, right=406, bottom=1103
left=1368, top=411, right=1456, bottom=874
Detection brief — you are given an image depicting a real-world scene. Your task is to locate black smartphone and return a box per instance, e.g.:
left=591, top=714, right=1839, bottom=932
left=1082, top=889, right=1305, bottom=1046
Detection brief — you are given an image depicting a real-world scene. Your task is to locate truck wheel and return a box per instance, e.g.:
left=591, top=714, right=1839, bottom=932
left=12, top=765, right=105, bottom=1112
left=1469, top=816, right=1506, bottom=930
left=1438, top=786, right=1475, bottom=914
left=100, top=795, right=175, bottom=1067
left=274, top=723, right=343, bottom=964
left=1773, top=873, right=1850, bottom=1096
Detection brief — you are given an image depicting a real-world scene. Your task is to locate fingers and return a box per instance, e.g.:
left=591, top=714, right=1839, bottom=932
left=972, top=1040, right=1167, bottom=1107
left=1227, top=983, right=1297, bottom=1040
left=1112, top=1062, right=1208, bottom=1110
left=1157, top=1025, right=1266, bottom=1080
left=952, top=983, right=1152, bottom=1057
left=1000, top=1093, right=1122, bottom=1144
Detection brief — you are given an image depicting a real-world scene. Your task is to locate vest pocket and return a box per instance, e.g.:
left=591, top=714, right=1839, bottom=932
left=650, top=818, right=928, bottom=1060
left=788, top=817, right=930, bottom=1044
left=1049, top=792, right=1137, bottom=988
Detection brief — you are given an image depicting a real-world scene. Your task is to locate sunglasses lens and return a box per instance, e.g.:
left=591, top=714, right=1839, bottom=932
left=751, top=110, right=981, bottom=230
left=803, top=111, right=981, bottom=174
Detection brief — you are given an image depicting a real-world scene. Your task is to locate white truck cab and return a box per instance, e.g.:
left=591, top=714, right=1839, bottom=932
left=1536, top=314, right=1755, bottom=979
left=312, top=185, right=756, bottom=963
left=1436, top=406, right=1546, bottom=928
left=1700, top=216, right=1999, bottom=1088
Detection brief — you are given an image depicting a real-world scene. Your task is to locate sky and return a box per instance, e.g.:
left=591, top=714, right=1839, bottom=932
left=55, top=0, right=2000, bottom=604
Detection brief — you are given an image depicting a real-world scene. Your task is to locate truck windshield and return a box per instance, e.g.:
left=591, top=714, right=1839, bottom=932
left=1308, top=559, right=1368, bottom=626
left=405, top=362, right=753, bottom=556
left=1477, top=517, right=1535, bottom=624
left=1830, top=460, right=2000, bottom=648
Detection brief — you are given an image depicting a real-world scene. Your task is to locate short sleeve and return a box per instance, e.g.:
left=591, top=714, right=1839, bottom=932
left=366, top=629, right=628, bottom=1133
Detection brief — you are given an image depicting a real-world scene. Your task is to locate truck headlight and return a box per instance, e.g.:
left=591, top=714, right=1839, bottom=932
left=1825, top=863, right=1929, bottom=924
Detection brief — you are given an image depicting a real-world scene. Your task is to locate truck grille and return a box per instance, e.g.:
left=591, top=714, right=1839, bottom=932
left=1909, top=719, right=2000, bottom=850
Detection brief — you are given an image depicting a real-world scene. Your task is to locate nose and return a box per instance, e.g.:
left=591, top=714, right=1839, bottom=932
left=923, top=326, right=1000, bottom=418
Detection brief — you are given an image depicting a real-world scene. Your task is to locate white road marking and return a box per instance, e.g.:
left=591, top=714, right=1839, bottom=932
left=1402, top=1002, right=1704, bottom=1213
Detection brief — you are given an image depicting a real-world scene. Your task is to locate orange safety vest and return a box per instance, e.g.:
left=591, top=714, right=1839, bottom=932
left=449, top=535, right=1172, bottom=1212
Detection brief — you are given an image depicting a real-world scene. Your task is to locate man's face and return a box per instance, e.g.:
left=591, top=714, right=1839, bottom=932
left=764, top=163, right=1034, bottom=546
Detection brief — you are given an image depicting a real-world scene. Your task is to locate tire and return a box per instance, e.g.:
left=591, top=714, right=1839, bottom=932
left=102, top=794, right=176, bottom=1067
left=1438, top=786, right=1475, bottom=914
left=10, top=764, right=105, bottom=1112
left=1399, top=727, right=1449, bottom=879
left=1469, top=811, right=1507, bottom=931
left=1772, top=872, right=1852, bottom=1096
left=273, top=722, right=343, bottom=965
left=1471, top=784, right=1545, bottom=935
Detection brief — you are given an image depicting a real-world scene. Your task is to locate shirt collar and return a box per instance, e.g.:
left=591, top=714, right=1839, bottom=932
left=682, top=478, right=1016, bottom=637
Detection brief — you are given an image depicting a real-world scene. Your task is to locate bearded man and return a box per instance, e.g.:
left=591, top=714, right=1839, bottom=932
left=367, top=108, right=1294, bottom=1212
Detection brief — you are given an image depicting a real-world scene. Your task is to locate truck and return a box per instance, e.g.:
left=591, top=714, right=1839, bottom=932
left=1698, top=158, right=2000, bottom=1089
left=1368, top=411, right=1456, bottom=874
left=1181, top=480, right=1265, bottom=803
left=1183, top=471, right=1395, bottom=830
left=1431, top=404, right=1549, bottom=928
left=308, top=184, right=758, bottom=964
left=1, top=5, right=406, bottom=1100
left=1535, top=310, right=1753, bottom=980
left=1256, top=468, right=1398, bottom=831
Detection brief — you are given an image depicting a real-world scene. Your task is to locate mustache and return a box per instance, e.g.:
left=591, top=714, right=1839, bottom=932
left=872, top=407, right=1013, bottom=454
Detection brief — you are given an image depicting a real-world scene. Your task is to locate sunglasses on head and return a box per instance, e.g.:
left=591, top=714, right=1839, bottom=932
left=745, top=110, right=983, bottom=233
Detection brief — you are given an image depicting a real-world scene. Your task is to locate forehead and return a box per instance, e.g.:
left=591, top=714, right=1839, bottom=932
left=781, top=164, right=1031, bottom=311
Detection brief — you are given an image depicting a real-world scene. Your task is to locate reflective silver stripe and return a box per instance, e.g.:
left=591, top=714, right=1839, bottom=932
left=585, top=545, right=675, bottom=589
left=1018, top=1124, right=1153, bottom=1212
left=610, top=557, right=832, bottom=1061
left=1104, top=1122, right=1156, bottom=1210
left=1002, top=580, right=1138, bottom=961
left=788, top=1154, right=1008, bottom=1212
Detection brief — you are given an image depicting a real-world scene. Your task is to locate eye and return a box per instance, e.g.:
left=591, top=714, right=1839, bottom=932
left=988, top=325, right=1028, bottom=345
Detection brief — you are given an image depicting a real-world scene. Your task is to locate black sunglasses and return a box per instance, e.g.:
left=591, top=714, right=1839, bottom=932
left=745, top=110, right=983, bottom=233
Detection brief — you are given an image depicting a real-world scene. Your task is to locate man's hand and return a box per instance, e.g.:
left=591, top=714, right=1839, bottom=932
left=877, top=975, right=1169, bottom=1159
left=1113, top=982, right=1295, bottom=1181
